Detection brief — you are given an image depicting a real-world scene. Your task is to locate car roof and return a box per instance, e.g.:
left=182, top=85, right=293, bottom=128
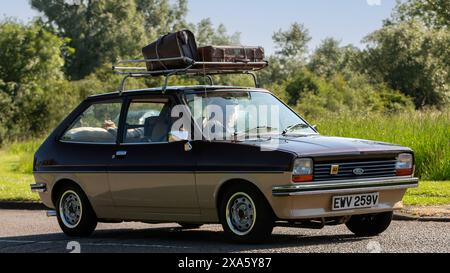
left=87, top=85, right=271, bottom=101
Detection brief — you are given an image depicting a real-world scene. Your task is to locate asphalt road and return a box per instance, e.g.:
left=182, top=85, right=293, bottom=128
left=0, top=210, right=448, bottom=253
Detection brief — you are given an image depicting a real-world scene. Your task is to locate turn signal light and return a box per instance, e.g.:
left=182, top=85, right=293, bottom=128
left=292, top=175, right=313, bottom=183
left=396, top=168, right=414, bottom=176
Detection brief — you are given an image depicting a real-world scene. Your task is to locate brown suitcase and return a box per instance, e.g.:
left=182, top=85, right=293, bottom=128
left=197, top=46, right=265, bottom=63
left=142, top=30, right=198, bottom=72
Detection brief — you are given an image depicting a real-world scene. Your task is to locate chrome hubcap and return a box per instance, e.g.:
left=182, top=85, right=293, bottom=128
left=59, top=190, right=82, bottom=228
left=226, top=193, right=256, bottom=236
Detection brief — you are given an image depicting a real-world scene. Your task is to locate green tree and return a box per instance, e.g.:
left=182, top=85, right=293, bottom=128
left=390, top=0, right=450, bottom=28
left=0, top=21, right=74, bottom=143
left=259, top=56, right=289, bottom=86
left=0, top=20, right=65, bottom=84
left=291, top=72, right=414, bottom=119
left=260, top=23, right=311, bottom=87
left=272, top=22, right=311, bottom=61
left=0, top=89, right=13, bottom=143
left=284, top=69, right=320, bottom=106
left=308, top=38, right=360, bottom=79
left=136, top=0, right=188, bottom=35
left=31, top=0, right=188, bottom=80
left=362, top=20, right=450, bottom=107
left=193, top=18, right=241, bottom=46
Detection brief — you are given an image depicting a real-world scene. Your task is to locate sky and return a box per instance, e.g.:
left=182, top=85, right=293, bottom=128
left=1, top=0, right=397, bottom=55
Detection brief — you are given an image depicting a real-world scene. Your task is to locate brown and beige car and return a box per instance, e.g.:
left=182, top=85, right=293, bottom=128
left=31, top=86, right=418, bottom=243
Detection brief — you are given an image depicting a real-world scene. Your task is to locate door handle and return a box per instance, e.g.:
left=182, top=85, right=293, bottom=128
left=113, top=151, right=127, bottom=159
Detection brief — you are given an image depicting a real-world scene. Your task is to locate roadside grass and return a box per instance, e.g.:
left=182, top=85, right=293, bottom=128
left=403, top=181, right=450, bottom=206
left=0, top=140, right=42, bottom=201
left=310, top=110, right=450, bottom=181
left=0, top=149, right=39, bottom=201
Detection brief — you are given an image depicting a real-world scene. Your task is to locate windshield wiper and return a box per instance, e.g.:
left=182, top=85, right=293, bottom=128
left=243, top=126, right=278, bottom=134
left=231, top=126, right=277, bottom=140
left=282, top=123, right=310, bottom=136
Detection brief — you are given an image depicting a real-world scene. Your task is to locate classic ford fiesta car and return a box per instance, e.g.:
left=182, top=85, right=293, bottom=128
left=31, top=86, right=418, bottom=242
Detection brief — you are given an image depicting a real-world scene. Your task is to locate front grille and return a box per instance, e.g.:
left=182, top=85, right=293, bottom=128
left=314, top=159, right=397, bottom=181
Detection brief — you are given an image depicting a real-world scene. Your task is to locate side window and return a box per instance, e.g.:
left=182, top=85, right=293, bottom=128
left=61, top=101, right=122, bottom=143
left=123, top=98, right=171, bottom=143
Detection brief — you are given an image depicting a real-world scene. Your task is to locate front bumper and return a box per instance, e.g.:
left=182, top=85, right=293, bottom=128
left=272, top=177, right=419, bottom=197
left=269, top=177, right=418, bottom=220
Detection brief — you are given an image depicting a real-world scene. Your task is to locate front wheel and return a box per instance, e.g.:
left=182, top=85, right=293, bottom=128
left=56, top=185, right=98, bottom=237
left=345, top=212, right=393, bottom=237
left=219, top=184, right=274, bottom=243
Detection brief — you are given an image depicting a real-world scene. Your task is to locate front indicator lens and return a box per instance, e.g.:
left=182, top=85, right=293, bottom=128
left=292, top=175, right=313, bottom=183
left=396, top=169, right=414, bottom=176
left=292, top=158, right=313, bottom=183
left=396, top=153, right=414, bottom=176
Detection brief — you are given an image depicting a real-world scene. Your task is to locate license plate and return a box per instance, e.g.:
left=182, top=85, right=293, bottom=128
left=332, top=193, right=379, bottom=211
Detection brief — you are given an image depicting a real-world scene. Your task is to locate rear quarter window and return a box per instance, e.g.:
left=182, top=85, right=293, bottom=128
left=61, top=101, right=122, bottom=144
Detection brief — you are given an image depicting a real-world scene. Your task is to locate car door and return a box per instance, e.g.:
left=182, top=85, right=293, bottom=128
left=107, top=94, right=199, bottom=217
left=56, top=99, right=124, bottom=217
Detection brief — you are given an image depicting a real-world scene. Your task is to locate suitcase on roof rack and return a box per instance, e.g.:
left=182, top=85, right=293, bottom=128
left=142, top=30, right=198, bottom=72
left=197, top=46, right=265, bottom=63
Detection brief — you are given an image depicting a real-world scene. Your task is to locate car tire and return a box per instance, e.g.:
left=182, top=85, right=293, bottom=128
left=219, top=184, right=274, bottom=243
left=56, top=185, right=98, bottom=237
left=178, top=223, right=203, bottom=229
left=345, top=211, right=393, bottom=237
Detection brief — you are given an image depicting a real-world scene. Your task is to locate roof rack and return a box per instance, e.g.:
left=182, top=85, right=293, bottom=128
left=112, top=57, right=268, bottom=94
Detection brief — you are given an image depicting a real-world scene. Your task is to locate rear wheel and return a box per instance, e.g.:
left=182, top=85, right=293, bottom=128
left=56, top=185, right=97, bottom=237
left=219, top=184, right=274, bottom=243
left=345, top=212, right=393, bottom=237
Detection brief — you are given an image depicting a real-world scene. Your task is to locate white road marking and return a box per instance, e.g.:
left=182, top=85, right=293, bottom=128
left=0, top=239, right=37, bottom=244
left=0, top=239, right=192, bottom=249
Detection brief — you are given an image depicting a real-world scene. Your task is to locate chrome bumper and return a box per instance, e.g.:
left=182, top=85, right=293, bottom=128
left=272, top=177, right=419, bottom=197
left=30, top=183, right=47, bottom=193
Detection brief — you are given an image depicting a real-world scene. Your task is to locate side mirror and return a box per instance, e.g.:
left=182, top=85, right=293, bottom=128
left=169, top=130, right=189, bottom=143
left=312, top=125, right=318, bottom=132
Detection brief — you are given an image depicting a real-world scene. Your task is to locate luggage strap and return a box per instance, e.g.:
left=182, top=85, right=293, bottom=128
left=155, top=37, right=169, bottom=71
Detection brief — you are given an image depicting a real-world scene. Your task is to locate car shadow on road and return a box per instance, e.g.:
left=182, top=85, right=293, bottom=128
left=0, top=225, right=369, bottom=253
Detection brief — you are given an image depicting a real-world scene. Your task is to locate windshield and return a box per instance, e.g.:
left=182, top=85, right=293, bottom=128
left=186, top=91, right=316, bottom=140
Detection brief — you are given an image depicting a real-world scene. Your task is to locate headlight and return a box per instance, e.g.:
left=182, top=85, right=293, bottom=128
left=292, top=158, right=313, bottom=183
left=396, top=153, right=414, bottom=176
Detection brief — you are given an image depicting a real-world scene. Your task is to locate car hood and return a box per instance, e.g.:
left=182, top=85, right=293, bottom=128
left=247, top=135, right=412, bottom=157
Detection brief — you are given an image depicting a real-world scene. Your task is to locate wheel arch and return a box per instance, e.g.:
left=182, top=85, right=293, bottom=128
left=51, top=179, right=88, bottom=208
left=214, top=178, right=275, bottom=219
